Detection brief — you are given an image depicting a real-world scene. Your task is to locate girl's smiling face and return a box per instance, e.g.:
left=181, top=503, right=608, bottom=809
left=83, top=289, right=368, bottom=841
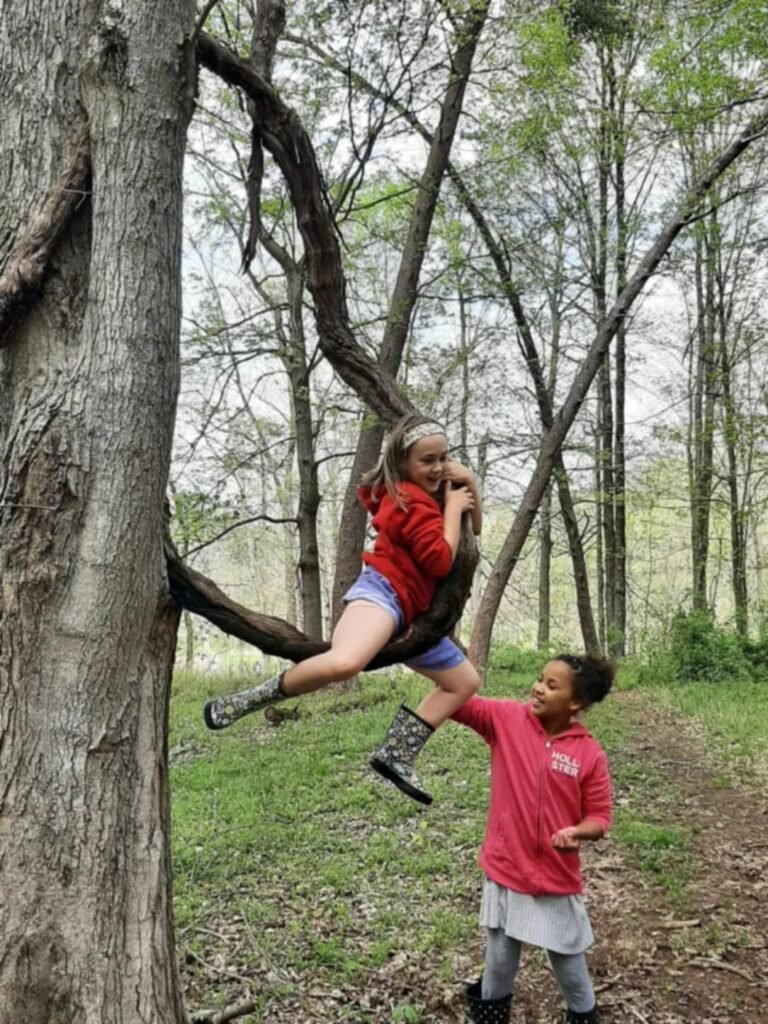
left=530, top=660, right=583, bottom=725
left=401, top=434, right=448, bottom=494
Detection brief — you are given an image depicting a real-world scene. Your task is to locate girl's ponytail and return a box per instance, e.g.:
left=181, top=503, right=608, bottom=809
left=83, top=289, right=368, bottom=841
left=555, top=654, right=615, bottom=708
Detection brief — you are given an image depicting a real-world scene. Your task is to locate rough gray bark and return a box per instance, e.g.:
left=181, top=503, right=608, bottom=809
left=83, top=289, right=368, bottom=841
left=0, top=3, right=194, bottom=1023
left=0, top=122, right=90, bottom=347
left=468, top=101, right=768, bottom=673
left=330, top=0, right=491, bottom=623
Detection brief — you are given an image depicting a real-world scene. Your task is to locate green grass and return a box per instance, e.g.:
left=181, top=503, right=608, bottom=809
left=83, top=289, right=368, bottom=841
left=169, top=662, right=758, bottom=1018
left=611, top=812, right=693, bottom=904
left=645, top=680, right=768, bottom=785
left=171, top=668, right=501, bottom=1018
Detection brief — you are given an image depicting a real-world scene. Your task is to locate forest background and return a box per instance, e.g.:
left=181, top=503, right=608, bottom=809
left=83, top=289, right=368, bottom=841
left=175, top=0, right=768, bottom=684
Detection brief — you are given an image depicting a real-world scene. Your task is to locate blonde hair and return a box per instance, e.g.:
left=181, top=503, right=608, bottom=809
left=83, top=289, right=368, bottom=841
left=360, top=412, right=447, bottom=505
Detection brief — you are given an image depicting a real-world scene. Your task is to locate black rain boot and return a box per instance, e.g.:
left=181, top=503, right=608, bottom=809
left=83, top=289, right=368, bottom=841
left=204, top=672, right=286, bottom=730
left=565, top=1006, right=600, bottom=1023
left=369, top=703, right=435, bottom=805
left=465, top=977, right=512, bottom=1023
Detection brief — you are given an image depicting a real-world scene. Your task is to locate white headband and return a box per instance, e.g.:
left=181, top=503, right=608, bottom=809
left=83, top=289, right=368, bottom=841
left=400, top=420, right=447, bottom=452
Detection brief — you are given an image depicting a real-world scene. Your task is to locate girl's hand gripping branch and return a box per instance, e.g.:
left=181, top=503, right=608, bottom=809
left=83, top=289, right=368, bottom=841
left=442, top=483, right=475, bottom=558
left=443, top=458, right=482, bottom=536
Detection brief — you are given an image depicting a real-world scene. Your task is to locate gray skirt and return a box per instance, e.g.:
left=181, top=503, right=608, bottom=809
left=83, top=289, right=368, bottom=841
left=479, top=876, right=593, bottom=955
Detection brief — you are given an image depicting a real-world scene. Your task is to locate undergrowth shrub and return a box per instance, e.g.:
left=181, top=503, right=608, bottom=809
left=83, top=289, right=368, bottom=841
left=639, top=610, right=754, bottom=684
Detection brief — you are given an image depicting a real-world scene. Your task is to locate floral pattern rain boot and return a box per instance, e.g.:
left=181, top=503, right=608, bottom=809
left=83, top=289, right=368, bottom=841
left=369, top=703, right=435, bottom=805
left=204, top=672, right=286, bottom=730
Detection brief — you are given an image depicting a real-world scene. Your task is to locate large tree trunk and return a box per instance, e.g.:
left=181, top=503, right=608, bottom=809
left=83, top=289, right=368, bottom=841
left=0, top=2, right=193, bottom=1021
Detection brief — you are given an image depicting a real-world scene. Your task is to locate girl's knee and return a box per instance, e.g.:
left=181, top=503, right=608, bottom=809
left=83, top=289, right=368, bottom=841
left=463, top=666, right=481, bottom=698
left=330, top=654, right=366, bottom=680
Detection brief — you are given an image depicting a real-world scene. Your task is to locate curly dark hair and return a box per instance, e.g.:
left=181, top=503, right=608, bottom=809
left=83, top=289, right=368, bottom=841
left=554, top=654, right=615, bottom=709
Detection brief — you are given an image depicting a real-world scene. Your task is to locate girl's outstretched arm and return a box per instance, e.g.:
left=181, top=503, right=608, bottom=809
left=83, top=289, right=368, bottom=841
left=443, top=459, right=482, bottom=535
left=450, top=695, right=497, bottom=744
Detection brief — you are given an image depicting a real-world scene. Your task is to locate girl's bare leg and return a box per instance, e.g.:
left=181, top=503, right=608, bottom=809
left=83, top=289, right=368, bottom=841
left=411, top=660, right=481, bottom=728
left=280, top=602, right=395, bottom=696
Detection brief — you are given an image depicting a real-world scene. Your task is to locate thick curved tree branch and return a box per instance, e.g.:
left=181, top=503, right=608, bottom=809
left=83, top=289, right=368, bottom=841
left=166, top=523, right=478, bottom=666
left=196, top=31, right=412, bottom=424
left=0, top=119, right=90, bottom=347
left=189, top=29, right=480, bottom=663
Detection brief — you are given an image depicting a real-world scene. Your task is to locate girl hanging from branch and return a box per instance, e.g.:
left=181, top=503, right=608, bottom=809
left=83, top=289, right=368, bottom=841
left=204, top=412, right=482, bottom=806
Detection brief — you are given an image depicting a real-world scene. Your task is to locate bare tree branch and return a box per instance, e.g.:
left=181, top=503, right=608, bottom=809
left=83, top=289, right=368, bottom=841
left=192, top=0, right=222, bottom=44
left=185, top=513, right=298, bottom=557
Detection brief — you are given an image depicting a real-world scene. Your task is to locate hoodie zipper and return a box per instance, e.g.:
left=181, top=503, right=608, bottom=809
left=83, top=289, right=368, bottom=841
left=535, top=737, right=553, bottom=863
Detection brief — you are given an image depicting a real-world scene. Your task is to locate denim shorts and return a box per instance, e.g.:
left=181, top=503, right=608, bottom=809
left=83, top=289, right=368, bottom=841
left=343, top=566, right=465, bottom=672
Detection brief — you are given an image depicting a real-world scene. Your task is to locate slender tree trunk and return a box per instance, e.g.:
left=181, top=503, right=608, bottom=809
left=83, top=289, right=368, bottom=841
left=595, top=68, right=617, bottom=649
left=690, top=219, right=717, bottom=611
left=611, top=55, right=628, bottom=656
left=721, top=340, right=748, bottom=635
left=599, top=359, right=617, bottom=642
left=594, top=424, right=606, bottom=649
left=244, top=2, right=323, bottom=637
left=458, top=285, right=472, bottom=461
left=537, top=482, right=553, bottom=648
left=713, top=215, right=749, bottom=637
left=613, top=273, right=628, bottom=649
left=285, top=267, right=323, bottom=637
left=330, top=0, right=491, bottom=623
left=0, top=2, right=194, bottom=1020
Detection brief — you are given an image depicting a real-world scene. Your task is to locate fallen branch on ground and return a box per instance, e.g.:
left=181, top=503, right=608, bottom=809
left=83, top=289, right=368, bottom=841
left=189, top=996, right=256, bottom=1024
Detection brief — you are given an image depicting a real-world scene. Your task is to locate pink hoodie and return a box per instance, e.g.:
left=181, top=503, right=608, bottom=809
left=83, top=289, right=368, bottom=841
left=452, top=696, right=612, bottom=895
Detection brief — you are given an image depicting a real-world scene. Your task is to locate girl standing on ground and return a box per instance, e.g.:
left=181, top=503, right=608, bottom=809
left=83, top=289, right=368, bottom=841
left=204, top=412, right=482, bottom=806
left=452, top=654, right=614, bottom=1024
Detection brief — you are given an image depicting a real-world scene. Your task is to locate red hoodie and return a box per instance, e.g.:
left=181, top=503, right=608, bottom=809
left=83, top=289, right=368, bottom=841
left=452, top=696, right=612, bottom=895
left=356, top=481, right=454, bottom=627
